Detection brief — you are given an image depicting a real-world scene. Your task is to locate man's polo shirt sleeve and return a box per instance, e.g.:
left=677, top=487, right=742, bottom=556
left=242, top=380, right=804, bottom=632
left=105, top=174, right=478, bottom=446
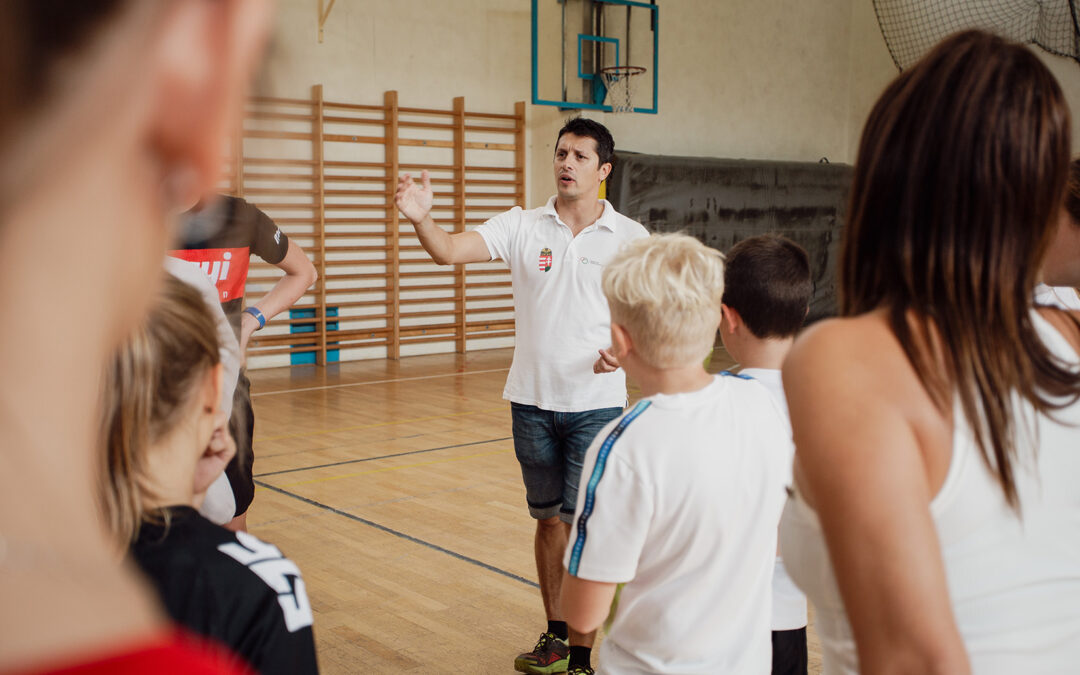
left=474, top=207, right=522, bottom=265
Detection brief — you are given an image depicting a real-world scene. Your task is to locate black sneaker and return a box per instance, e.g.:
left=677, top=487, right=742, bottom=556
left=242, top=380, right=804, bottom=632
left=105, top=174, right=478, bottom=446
left=513, top=632, right=569, bottom=674
left=566, top=665, right=595, bottom=675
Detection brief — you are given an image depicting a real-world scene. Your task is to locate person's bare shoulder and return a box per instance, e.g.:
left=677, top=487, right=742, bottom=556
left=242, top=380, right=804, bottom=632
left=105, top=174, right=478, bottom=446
left=784, top=311, right=952, bottom=488
left=784, top=311, right=936, bottom=426
left=785, top=312, right=903, bottom=382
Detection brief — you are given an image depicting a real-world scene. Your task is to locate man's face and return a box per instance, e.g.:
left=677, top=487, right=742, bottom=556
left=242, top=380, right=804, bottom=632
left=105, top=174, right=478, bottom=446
left=553, top=132, right=610, bottom=201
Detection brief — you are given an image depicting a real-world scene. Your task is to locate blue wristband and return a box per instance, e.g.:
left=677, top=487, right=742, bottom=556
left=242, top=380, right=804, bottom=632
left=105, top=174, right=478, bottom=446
left=243, top=306, right=266, bottom=330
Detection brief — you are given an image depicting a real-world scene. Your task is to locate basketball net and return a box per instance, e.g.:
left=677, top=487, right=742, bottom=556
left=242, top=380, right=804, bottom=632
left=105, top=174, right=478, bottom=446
left=600, top=66, right=646, bottom=114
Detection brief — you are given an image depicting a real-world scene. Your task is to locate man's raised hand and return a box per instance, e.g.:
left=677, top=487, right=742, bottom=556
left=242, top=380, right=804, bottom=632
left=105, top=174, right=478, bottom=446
left=395, top=169, right=491, bottom=266
left=395, top=170, right=434, bottom=225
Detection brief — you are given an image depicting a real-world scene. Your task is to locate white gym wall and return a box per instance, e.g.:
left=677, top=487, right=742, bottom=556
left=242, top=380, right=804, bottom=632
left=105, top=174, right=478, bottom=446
left=247, top=0, right=1080, bottom=368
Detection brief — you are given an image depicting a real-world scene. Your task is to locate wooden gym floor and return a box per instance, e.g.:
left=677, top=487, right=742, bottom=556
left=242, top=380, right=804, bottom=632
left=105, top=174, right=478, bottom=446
left=246, top=347, right=823, bottom=674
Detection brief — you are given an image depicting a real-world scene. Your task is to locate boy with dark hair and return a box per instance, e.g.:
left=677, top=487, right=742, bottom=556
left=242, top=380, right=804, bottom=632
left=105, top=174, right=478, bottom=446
left=719, top=233, right=812, bottom=675
left=721, top=234, right=812, bottom=340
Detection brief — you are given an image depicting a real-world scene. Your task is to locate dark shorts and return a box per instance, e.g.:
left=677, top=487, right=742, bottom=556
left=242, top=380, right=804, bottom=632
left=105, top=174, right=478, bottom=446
left=771, top=627, right=808, bottom=675
left=510, top=402, right=624, bottom=524
left=224, top=370, right=256, bottom=517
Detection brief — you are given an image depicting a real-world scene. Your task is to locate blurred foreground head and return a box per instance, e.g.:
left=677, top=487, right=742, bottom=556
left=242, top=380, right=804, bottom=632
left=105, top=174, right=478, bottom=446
left=0, top=1, right=271, bottom=669
left=0, top=0, right=271, bottom=330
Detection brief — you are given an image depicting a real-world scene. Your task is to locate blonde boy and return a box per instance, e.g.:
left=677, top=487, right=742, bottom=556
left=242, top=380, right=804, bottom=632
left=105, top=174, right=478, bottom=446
left=561, top=234, right=792, bottom=674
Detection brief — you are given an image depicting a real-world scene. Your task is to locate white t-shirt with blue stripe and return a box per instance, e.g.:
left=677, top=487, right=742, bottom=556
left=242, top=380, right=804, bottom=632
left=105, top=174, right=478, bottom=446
left=565, top=374, right=792, bottom=674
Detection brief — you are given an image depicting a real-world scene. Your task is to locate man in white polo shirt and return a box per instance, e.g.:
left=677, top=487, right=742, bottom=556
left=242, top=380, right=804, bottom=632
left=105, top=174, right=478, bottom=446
left=396, top=117, right=648, bottom=675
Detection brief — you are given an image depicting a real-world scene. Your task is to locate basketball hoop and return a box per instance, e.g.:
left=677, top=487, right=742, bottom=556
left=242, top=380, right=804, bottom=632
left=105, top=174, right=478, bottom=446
left=599, top=65, right=647, bottom=114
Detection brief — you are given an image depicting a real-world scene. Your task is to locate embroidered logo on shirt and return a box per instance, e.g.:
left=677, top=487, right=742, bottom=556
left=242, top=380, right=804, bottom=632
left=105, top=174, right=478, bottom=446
left=539, top=247, right=553, bottom=272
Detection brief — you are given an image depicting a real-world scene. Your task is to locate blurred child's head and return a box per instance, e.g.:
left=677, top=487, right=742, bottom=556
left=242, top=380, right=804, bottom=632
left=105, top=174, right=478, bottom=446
left=99, top=275, right=230, bottom=543
left=602, top=233, right=725, bottom=370
left=720, top=234, right=811, bottom=361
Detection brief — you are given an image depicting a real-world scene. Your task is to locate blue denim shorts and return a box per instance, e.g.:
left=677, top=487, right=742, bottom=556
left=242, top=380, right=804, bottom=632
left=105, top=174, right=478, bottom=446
left=510, top=402, right=624, bottom=523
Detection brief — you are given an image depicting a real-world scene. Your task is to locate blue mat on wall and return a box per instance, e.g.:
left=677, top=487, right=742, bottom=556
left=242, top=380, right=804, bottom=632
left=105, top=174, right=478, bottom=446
left=290, top=306, right=339, bottom=365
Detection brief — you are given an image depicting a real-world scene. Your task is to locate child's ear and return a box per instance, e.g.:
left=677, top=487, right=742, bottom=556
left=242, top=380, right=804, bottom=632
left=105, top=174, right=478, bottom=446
left=720, top=304, right=740, bottom=334
left=611, top=322, right=634, bottom=359
left=200, top=363, right=224, bottom=415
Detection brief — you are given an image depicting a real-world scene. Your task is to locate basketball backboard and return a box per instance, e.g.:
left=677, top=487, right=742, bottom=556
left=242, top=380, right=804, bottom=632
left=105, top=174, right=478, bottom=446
left=532, top=0, right=659, bottom=114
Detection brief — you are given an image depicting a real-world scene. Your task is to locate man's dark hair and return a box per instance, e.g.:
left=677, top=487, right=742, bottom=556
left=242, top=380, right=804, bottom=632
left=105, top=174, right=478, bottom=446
left=556, top=117, right=615, bottom=174
left=722, top=234, right=812, bottom=339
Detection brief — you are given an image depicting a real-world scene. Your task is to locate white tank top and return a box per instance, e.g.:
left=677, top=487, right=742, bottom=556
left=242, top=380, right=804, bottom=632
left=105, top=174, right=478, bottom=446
left=1035, top=284, right=1080, bottom=311
left=779, top=311, right=1080, bottom=674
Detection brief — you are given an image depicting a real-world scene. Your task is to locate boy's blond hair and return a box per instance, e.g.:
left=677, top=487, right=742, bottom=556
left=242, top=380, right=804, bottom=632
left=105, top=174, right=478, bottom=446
left=602, top=233, right=725, bottom=368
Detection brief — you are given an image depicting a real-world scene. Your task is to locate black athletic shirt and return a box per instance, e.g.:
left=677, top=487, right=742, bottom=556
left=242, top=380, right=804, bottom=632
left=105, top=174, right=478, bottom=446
left=131, top=507, right=319, bottom=675
left=170, top=196, right=290, bottom=334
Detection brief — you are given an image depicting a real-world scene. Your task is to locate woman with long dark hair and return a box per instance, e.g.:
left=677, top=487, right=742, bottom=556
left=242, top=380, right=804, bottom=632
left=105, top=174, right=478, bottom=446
left=780, top=31, right=1080, bottom=674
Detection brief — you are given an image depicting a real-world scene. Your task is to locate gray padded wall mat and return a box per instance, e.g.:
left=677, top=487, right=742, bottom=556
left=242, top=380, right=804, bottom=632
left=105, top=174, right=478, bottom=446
left=607, top=152, right=852, bottom=321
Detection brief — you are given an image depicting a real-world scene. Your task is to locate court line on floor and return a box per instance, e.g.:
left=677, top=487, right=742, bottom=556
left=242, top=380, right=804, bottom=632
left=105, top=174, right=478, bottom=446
left=257, top=433, right=424, bottom=460
left=256, top=481, right=539, bottom=589
left=257, top=405, right=507, bottom=442
left=280, top=448, right=512, bottom=488
left=255, top=436, right=513, bottom=478
left=251, top=367, right=510, bottom=397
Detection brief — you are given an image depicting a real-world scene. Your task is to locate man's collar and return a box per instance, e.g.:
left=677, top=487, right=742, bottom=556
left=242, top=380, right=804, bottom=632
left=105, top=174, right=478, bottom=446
left=544, top=196, right=616, bottom=231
